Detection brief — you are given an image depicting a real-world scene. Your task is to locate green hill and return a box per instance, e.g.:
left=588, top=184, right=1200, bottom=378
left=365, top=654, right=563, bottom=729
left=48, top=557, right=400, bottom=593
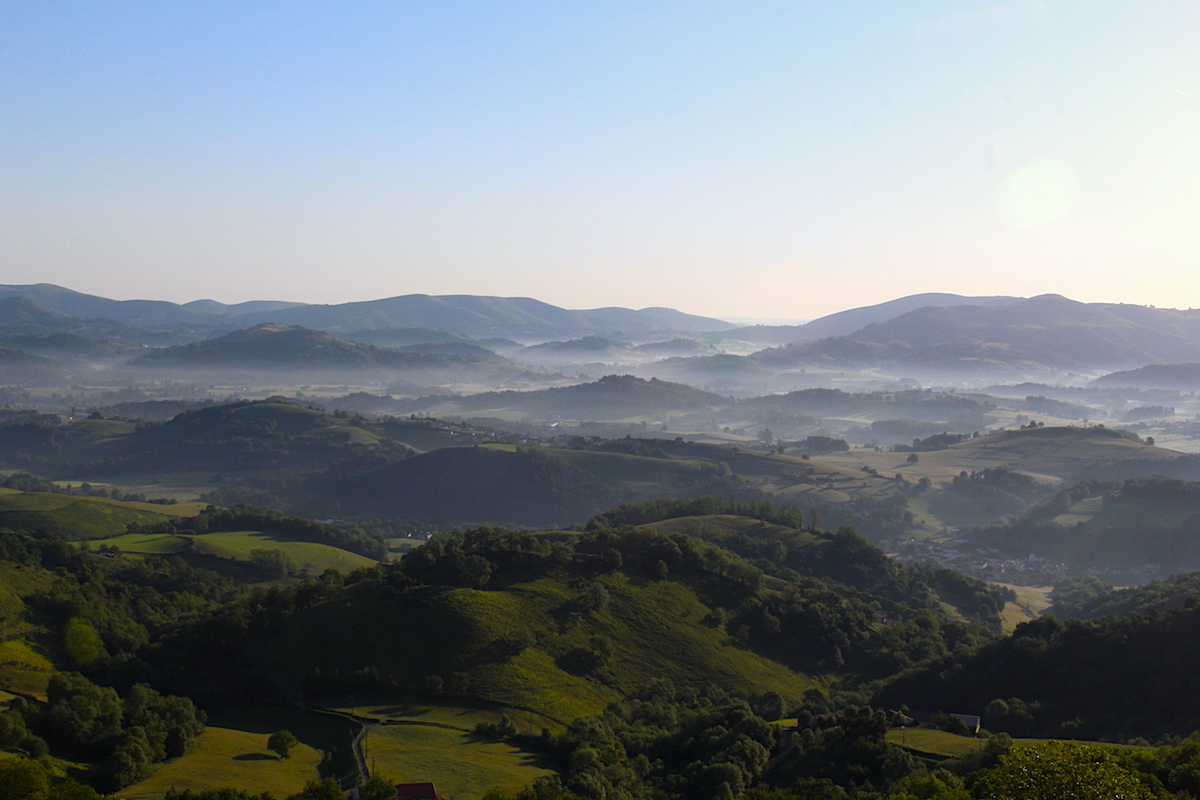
left=395, top=374, right=727, bottom=419
left=132, top=323, right=450, bottom=371
left=962, top=475, right=1200, bottom=577
left=0, top=491, right=199, bottom=539
left=243, top=507, right=1005, bottom=726
left=823, top=424, right=1196, bottom=486
left=299, top=445, right=622, bottom=527
left=0, top=398, right=420, bottom=478
left=1093, top=362, right=1200, bottom=390
left=259, top=571, right=816, bottom=723
left=876, top=603, right=1200, bottom=740
left=292, top=437, right=908, bottom=531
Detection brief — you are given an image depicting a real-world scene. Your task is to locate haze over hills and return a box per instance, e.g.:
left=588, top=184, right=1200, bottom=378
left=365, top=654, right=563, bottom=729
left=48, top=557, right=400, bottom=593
left=0, top=284, right=736, bottom=341
left=718, top=292, right=1021, bottom=347
left=755, top=295, right=1200, bottom=372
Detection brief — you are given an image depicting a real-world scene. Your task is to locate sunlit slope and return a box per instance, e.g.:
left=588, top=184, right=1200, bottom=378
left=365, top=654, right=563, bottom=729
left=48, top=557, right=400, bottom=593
left=86, top=530, right=377, bottom=575
left=823, top=425, right=1193, bottom=484
left=257, top=572, right=815, bottom=723
left=0, top=399, right=419, bottom=478
left=299, top=438, right=903, bottom=528
left=0, top=491, right=202, bottom=538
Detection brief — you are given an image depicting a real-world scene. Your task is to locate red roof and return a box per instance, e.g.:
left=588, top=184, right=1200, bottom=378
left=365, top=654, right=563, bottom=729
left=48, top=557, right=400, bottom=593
left=395, top=783, right=441, bottom=800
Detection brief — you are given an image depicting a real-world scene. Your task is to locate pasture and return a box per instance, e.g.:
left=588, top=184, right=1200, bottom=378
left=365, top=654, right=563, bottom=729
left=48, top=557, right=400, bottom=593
left=86, top=530, right=377, bottom=575
left=123, top=726, right=324, bottom=799
left=363, top=723, right=556, bottom=799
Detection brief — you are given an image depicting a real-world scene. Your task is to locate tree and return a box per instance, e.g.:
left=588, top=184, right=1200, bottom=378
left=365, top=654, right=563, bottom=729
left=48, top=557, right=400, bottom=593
left=906, top=453, right=920, bottom=464
left=268, top=730, right=298, bottom=759
left=977, top=741, right=1153, bottom=800
left=359, top=775, right=398, bottom=800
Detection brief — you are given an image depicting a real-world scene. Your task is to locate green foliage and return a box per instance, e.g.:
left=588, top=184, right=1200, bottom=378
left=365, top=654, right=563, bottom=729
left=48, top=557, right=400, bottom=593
left=798, top=436, right=849, bottom=455
left=878, top=602, right=1200, bottom=739
left=976, top=741, right=1154, bottom=800
left=268, top=729, right=298, bottom=759
left=249, top=548, right=296, bottom=579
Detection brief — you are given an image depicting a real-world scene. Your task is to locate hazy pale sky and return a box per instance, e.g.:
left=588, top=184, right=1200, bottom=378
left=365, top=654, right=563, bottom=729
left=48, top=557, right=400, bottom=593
left=3, top=1, right=1199, bottom=319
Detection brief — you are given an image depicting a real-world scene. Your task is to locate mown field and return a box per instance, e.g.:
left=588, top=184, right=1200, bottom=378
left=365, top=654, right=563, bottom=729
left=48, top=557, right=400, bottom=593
left=364, top=723, right=557, bottom=799
left=123, top=704, right=355, bottom=799
left=123, top=725, right=324, bottom=799
left=319, top=694, right=559, bottom=733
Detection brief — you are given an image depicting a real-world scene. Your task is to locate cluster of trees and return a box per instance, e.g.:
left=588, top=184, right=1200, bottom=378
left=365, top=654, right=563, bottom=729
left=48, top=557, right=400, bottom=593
left=386, top=504, right=1006, bottom=682
left=1050, top=573, right=1200, bottom=619
left=878, top=602, right=1200, bottom=740
left=2, top=673, right=204, bottom=790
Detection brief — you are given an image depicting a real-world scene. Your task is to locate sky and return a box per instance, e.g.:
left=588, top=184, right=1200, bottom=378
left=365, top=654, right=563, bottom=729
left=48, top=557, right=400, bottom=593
left=2, top=1, right=1199, bottom=320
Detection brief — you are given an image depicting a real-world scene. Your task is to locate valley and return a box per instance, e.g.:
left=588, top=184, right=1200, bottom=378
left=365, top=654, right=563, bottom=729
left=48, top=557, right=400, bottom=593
left=6, top=286, right=1200, bottom=800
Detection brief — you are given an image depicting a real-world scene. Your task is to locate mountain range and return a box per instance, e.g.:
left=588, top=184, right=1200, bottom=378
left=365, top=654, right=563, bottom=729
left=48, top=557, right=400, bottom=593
left=0, top=283, right=734, bottom=341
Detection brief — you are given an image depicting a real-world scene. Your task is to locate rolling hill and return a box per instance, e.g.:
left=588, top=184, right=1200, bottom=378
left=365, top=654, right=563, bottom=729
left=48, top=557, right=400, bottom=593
left=394, top=374, right=728, bottom=419
left=755, top=295, right=1200, bottom=372
left=1092, top=363, right=1200, bottom=390
left=0, top=398, right=422, bottom=478
left=131, top=323, right=453, bottom=370
left=0, top=284, right=735, bottom=342
left=960, top=475, right=1200, bottom=576
left=717, top=293, right=1021, bottom=347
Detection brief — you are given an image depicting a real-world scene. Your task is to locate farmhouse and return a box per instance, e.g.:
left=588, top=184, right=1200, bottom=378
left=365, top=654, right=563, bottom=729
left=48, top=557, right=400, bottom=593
left=394, top=783, right=446, bottom=800
left=904, top=710, right=981, bottom=734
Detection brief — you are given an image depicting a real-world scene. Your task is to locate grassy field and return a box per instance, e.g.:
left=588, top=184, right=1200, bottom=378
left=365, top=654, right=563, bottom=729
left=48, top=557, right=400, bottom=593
left=125, top=705, right=357, bottom=800
left=0, top=492, right=179, bottom=539
left=822, top=426, right=1183, bottom=486
left=86, top=530, right=378, bottom=575
left=995, top=583, right=1053, bottom=633
left=123, top=727, right=324, bottom=799
left=321, top=694, right=561, bottom=733
left=885, top=728, right=1147, bottom=758
left=364, top=723, right=556, bottom=799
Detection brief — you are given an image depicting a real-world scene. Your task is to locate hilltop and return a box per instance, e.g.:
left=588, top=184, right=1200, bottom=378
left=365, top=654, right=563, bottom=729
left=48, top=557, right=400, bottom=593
left=0, top=398, right=422, bottom=478
left=245, top=504, right=1006, bottom=723
left=395, top=374, right=727, bottom=419
left=754, top=295, right=1200, bottom=372
left=0, top=284, right=734, bottom=341
left=961, top=475, right=1200, bottom=578
left=822, top=424, right=1195, bottom=485
left=132, top=324, right=452, bottom=370
left=1093, top=362, right=1200, bottom=390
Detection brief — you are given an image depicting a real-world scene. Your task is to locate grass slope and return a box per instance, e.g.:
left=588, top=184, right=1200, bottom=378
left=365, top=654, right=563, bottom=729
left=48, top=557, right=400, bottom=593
left=0, top=492, right=181, bottom=539
left=823, top=426, right=1185, bottom=485
left=87, top=530, right=378, bottom=575
left=365, top=724, right=556, bottom=800
left=124, top=705, right=353, bottom=799
left=259, top=572, right=814, bottom=723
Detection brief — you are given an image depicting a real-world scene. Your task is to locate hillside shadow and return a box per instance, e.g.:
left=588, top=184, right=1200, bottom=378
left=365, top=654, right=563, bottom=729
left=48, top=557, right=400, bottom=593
left=233, top=753, right=276, bottom=761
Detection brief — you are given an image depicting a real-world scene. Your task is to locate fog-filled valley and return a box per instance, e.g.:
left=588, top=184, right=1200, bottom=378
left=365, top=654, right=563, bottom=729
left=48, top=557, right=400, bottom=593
left=10, top=284, right=1200, bottom=800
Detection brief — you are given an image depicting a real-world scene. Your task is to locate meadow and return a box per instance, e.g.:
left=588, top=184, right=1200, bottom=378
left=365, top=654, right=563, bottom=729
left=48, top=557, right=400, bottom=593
left=363, top=723, right=556, bottom=799
left=86, top=530, right=378, bottom=575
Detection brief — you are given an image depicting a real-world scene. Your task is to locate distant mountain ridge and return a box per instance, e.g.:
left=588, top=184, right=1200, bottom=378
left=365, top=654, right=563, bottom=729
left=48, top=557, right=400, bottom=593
left=755, top=295, right=1200, bottom=371
left=0, top=284, right=735, bottom=341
